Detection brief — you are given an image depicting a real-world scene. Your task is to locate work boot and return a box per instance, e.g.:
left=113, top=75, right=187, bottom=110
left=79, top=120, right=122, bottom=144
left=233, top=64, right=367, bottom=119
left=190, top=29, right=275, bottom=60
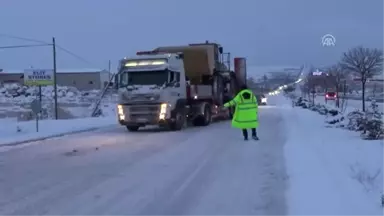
left=251, top=129, right=258, bottom=140
left=242, top=129, right=248, bottom=141
left=252, top=135, right=259, bottom=140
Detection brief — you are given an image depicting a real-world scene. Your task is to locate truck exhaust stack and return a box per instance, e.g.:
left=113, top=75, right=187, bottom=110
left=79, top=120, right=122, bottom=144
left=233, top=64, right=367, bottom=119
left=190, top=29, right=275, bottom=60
left=234, top=57, right=247, bottom=87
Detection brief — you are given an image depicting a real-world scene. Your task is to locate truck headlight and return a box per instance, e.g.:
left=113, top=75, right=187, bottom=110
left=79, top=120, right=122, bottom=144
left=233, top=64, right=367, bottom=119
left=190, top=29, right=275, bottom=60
left=160, top=103, right=167, bottom=113
left=117, top=105, right=124, bottom=115
left=117, top=105, right=125, bottom=120
left=261, top=98, right=267, bottom=103
left=159, top=103, right=168, bottom=119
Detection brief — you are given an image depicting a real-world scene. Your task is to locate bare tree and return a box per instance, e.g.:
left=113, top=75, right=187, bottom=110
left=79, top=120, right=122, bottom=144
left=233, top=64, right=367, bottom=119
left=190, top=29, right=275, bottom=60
left=305, top=72, right=325, bottom=105
left=339, top=46, right=383, bottom=111
left=326, top=64, right=347, bottom=108
left=301, top=73, right=313, bottom=99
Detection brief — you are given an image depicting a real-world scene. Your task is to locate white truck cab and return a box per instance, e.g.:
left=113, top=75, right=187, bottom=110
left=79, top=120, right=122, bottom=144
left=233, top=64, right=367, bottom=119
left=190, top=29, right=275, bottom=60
left=116, top=52, right=188, bottom=131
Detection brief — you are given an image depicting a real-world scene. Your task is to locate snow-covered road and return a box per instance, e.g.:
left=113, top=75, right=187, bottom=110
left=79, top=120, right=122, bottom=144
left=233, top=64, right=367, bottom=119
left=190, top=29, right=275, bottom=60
left=0, top=104, right=287, bottom=215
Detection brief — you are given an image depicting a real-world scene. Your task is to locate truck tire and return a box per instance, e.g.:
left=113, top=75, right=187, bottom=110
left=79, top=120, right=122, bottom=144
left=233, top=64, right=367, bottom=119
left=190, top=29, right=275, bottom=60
left=203, top=104, right=212, bottom=126
left=126, top=126, right=139, bottom=132
left=169, top=111, right=185, bottom=131
left=192, top=104, right=211, bottom=126
left=213, top=73, right=224, bottom=105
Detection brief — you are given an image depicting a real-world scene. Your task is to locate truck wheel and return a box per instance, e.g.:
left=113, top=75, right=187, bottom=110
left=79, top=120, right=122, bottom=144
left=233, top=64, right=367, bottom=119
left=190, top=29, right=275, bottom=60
left=169, top=111, right=185, bottom=131
left=126, top=126, right=139, bottom=132
left=202, top=104, right=212, bottom=126
left=192, top=104, right=211, bottom=126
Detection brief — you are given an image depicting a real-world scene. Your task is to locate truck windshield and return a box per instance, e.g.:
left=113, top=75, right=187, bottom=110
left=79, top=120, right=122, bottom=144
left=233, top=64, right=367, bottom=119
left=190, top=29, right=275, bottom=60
left=119, top=70, right=168, bottom=87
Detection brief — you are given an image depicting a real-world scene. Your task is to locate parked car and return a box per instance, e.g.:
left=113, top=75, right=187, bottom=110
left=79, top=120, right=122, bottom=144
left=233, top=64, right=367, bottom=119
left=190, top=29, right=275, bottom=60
left=325, top=92, right=337, bottom=100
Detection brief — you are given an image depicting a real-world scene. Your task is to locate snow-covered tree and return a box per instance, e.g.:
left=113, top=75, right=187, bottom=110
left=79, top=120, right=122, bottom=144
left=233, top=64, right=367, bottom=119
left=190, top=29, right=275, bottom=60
left=362, top=100, right=384, bottom=140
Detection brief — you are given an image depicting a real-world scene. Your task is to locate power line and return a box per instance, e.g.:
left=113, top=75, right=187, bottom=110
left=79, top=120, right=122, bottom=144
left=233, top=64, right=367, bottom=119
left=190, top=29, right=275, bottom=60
left=0, top=33, right=48, bottom=45
left=0, top=44, right=49, bottom=49
left=0, top=33, right=96, bottom=67
left=55, top=45, right=93, bottom=65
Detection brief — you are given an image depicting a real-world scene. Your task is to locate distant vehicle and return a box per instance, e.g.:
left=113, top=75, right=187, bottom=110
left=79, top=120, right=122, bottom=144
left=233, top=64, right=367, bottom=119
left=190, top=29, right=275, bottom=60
left=255, top=93, right=267, bottom=105
left=325, top=92, right=337, bottom=100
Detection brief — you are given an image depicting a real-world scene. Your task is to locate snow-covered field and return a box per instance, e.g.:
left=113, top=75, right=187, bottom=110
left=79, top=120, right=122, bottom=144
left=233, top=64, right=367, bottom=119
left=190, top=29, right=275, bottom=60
left=313, top=95, right=383, bottom=113
left=0, top=83, right=117, bottom=120
left=0, top=84, right=101, bottom=103
left=0, top=84, right=118, bottom=146
left=279, top=95, right=383, bottom=214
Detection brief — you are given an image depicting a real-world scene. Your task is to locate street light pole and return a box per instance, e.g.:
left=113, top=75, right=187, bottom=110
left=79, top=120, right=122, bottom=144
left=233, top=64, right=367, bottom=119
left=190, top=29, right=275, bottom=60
left=52, top=37, right=58, bottom=120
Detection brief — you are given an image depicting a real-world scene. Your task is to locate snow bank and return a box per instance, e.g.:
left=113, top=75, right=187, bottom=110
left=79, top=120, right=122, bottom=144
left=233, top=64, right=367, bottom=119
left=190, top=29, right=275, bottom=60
left=313, top=95, right=383, bottom=114
left=0, top=117, right=117, bottom=146
left=279, top=96, right=383, bottom=214
left=0, top=84, right=101, bottom=104
left=0, top=83, right=118, bottom=119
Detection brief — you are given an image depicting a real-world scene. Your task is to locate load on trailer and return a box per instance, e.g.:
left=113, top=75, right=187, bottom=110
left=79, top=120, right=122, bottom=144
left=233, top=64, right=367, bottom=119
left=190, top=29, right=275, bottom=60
left=115, top=41, right=247, bottom=131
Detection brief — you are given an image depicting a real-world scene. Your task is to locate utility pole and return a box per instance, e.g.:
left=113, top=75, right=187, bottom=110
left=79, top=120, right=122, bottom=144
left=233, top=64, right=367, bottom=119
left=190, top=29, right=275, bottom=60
left=52, top=37, right=58, bottom=120
left=108, top=60, right=111, bottom=78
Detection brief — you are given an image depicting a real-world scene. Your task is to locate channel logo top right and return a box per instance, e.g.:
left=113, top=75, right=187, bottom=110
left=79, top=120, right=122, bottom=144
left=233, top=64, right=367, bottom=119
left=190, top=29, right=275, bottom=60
left=321, top=34, right=336, bottom=47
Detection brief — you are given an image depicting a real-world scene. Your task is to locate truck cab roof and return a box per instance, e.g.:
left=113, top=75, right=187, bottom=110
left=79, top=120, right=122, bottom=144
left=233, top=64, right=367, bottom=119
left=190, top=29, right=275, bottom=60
left=122, top=53, right=177, bottom=61
left=120, top=53, right=184, bottom=73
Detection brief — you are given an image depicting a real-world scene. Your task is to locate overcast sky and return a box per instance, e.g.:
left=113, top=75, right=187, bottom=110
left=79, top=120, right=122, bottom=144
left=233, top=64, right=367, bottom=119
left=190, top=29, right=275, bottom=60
left=0, top=0, right=382, bottom=72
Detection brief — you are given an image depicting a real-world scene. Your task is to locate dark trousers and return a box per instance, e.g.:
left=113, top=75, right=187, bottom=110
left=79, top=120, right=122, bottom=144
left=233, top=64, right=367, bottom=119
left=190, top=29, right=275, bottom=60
left=242, top=128, right=257, bottom=139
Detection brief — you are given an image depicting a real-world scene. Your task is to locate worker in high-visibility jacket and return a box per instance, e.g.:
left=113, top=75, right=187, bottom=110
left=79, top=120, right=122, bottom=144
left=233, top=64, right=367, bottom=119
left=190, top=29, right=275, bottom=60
left=224, top=85, right=259, bottom=140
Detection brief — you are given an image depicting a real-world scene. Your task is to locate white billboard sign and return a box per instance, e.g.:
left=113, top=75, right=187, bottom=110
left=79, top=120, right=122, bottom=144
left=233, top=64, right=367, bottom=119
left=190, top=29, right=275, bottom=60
left=24, top=69, right=54, bottom=86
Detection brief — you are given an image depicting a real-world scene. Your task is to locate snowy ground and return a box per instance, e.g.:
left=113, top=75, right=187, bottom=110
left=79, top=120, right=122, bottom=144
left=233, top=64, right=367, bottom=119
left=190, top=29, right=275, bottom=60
left=0, top=103, right=287, bottom=215
left=314, top=96, right=383, bottom=113
left=0, top=97, right=117, bottom=147
left=0, top=95, right=382, bottom=215
left=279, top=95, right=383, bottom=215
left=0, top=84, right=117, bottom=119
left=0, top=117, right=117, bottom=146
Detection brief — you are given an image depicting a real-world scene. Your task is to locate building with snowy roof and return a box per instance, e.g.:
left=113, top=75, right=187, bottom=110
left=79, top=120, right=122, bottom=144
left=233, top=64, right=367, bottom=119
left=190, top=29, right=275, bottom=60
left=0, top=69, right=111, bottom=90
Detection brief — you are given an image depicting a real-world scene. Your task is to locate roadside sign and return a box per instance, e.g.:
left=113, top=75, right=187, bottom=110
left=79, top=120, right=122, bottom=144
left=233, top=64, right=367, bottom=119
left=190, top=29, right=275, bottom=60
left=30, top=99, right=42, bottom=114
left=24, top=69, right=54, bottom=86
left=30, top=99, right=42, bottom=132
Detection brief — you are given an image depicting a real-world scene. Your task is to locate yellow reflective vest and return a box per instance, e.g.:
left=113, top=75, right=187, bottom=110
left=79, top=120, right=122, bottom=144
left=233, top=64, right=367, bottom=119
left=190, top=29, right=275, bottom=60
left=223, top=89, right=259, bottom=129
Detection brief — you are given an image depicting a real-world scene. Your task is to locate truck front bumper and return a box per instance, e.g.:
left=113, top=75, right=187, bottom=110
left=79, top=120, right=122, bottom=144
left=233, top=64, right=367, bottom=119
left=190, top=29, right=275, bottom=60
left=117, top=103, right=171, bottom=126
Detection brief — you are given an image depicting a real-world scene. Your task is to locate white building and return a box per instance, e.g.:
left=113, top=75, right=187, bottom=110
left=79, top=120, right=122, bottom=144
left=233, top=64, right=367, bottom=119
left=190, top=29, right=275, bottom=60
left=0, top=69, right=111, bottom=91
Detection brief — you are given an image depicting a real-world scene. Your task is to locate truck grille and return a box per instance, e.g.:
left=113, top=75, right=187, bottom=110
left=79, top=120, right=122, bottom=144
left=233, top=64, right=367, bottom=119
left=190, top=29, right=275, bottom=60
left=130, top=113, right=159, bottom=119
left=129, top=106, right=159, bottom=112
left=130, top=94, right=159, bottom=101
